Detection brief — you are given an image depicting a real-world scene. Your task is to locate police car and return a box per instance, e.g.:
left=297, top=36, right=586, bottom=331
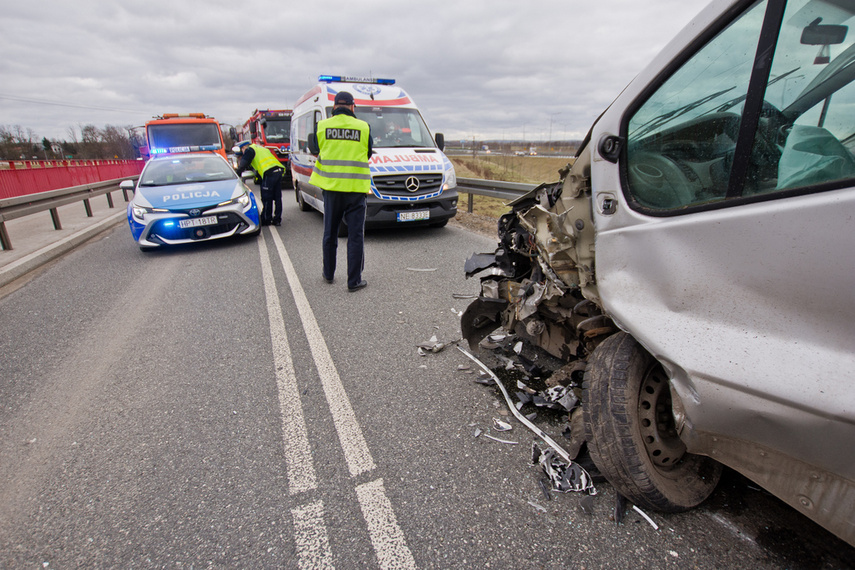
left=121, top=153, right=260, bottom=251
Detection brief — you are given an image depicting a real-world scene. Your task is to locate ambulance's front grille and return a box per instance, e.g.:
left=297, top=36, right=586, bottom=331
left=373, top=173, right=443, bottom=197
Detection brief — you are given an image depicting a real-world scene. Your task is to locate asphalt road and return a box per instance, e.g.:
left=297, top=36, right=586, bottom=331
left=0, top=193, right=852, bottom=569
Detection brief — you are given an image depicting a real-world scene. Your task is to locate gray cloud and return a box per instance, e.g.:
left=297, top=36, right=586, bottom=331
left=1, top=0, right=709, bottom=141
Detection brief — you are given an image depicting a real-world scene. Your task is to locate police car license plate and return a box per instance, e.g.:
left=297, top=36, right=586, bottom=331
left=397, top=210, right=429, bottom=222
left=178, top=216, right=217, bottom=229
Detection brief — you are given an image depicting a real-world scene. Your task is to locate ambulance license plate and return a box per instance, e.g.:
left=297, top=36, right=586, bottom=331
left=397, top=210, right=429, bottom=222
left=179, top=216, right=217, bottom=229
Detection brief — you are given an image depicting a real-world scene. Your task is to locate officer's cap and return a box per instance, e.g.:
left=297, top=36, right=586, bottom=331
left=334, top=91, right=355, bottom=106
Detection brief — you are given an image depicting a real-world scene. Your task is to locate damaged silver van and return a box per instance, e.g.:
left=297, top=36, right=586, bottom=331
left=462, top=0, right=855, bottom=546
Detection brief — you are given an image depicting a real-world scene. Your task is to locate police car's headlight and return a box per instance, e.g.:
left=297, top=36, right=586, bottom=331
left=218, top=191, right=251, bottom=209
left=132, top=204, right=151, bottom=220
left=132, top=204, right=167, bottom=220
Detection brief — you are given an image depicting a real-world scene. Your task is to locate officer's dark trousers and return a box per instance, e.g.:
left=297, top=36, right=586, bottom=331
left=322, top=190, right=367, bottom=289
left=260, top=167, right=284, bottom=224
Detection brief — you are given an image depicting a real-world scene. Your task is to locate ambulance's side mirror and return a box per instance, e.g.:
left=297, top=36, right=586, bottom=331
left=308, top=133, right=320, bottom=156
left=435, top=133, right=445, bottom=151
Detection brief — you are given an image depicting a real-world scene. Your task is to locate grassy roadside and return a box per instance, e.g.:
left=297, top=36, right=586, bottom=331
left=450, top=155, right=573, bottom=218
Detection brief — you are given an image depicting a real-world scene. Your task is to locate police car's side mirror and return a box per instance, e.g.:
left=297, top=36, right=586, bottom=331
left=435, top=133, right=445, bottom=151
left=241, top=171, right=254, bottom=179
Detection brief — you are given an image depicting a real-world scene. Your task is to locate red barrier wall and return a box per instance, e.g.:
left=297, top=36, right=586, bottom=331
left=0, top=160, right=145, bottom=199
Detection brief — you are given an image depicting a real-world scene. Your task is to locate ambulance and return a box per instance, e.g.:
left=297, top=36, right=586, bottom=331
left=290, top=75, right=457, bottom=229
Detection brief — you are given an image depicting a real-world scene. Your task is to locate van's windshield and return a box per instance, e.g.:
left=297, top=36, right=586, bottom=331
left=353, top=107, right=436, bottom=148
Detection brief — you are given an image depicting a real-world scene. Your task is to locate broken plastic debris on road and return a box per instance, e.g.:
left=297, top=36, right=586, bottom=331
left=457, top=346, right=596, bottom=496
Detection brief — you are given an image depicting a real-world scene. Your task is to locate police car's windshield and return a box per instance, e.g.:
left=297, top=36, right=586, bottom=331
left=139, top=156, right=237, bottom=187
left=355, top=107, right=436, bottom=148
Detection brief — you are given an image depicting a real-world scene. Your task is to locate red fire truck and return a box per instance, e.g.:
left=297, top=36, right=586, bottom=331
left=239, top=109, right=292, bottom=177
left=133, top=113, right=228, bottom=161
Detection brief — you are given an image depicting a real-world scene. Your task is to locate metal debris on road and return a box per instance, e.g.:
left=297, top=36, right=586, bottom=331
left=492, top=418, right=513, bottom=432
left=532, top=442, right=596, bottom=494
left=458, top=346, right=588, bottom=470
left=527, top=500, right=548, bottom=513
left=483, top=433, right=518, bottom=445
left=579, top=494, right=595, bottom=516
left=632, top=505, right=659, bottom=530
left=406, top=267, right=437, bottom=272
left=417, top=335, right=460, bottom=354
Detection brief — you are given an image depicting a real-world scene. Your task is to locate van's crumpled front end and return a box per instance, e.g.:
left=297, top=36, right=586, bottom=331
left=462, top=139, right=725, bottom=520
left=461, top=144, right=610, bottom=361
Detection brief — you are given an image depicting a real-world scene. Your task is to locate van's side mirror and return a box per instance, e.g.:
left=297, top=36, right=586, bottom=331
left=229, top=127, right=237, bottom=141
left=308, top=133, right=320, bottom=155
left=120, top=180, right=135, bottom=191
left=435, top=133, right=445, bottom=151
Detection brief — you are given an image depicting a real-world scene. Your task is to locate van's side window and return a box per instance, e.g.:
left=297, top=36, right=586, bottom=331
left=624, top=0, right=855, bottom=213
left=624, top=1, right=766, bottom=211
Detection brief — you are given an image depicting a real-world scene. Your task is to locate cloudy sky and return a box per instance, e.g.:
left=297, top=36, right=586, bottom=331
left=1, top=0, right=710, bottom=144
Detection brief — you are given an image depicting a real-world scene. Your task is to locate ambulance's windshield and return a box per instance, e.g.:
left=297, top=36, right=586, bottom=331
left=355, top=107, right=436, bottom=148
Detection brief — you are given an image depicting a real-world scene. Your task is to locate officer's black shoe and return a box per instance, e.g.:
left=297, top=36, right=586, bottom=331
left=347, top=280, right=367, bottom=292
left=323, top=274, right=334, bottom=284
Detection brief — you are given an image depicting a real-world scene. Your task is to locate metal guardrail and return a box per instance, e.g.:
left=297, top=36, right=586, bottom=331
left=0, top=177, right=137, bottom=250
left=455, top=177, right=537, bottom=212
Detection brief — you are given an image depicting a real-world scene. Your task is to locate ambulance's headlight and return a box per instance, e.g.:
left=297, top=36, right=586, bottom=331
left=443, top=169, right=457, bottom=191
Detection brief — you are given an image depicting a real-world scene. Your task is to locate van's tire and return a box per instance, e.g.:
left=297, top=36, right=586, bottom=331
left=582, top=332, right=722, bottom=512
left=295, top=184, right=311, bottom=212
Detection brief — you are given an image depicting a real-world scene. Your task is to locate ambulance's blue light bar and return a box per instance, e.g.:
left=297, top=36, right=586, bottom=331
left=318, top=75, right=395, bottom=85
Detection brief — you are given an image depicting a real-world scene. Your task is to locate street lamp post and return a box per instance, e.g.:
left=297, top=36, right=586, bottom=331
left=549, top=112, right=561, bottom=150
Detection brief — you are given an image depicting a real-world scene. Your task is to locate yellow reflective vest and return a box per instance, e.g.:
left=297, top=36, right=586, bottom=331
left=249, top=144, right=282, bottom=177
left=309, top=114, right=371, bottom=193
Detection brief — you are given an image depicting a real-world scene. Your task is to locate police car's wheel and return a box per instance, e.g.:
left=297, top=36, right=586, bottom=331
left=582, top=332, right=722, bottom=512
left=295, top=183, right=311, bottom=212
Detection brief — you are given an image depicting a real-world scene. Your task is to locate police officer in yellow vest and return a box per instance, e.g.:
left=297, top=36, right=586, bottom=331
left=234, top=141, right=285, bottom=226
left=309, top=91, right=373, bottom=292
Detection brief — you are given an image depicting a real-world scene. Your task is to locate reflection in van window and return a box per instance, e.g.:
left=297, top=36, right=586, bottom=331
left=625, top=0, right=765, bottom=210
left=626, top=0, right=855, bottom=211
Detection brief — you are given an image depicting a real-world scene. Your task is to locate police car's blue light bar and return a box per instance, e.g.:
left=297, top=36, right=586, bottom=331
left=318, top=75, right=395, bottom=85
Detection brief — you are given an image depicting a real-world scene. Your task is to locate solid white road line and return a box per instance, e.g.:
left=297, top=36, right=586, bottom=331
left=356, top=479, right=417, bottom=570
left=291, top=501, right=334, bottom=570
left=267, top=229, right=414, bottom=568
left=259, top=232, right=317, bottom=494
left=269, top=229, right=376, bottom=477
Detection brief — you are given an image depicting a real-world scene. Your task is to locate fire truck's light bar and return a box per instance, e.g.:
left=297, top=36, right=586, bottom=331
left=318, top=75, right=395, bottom=85
left=158, top=113, right=209, bottom=119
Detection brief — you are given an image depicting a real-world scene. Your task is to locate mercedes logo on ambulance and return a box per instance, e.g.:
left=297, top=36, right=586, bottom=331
left=405, top=176, right=420, bottom=192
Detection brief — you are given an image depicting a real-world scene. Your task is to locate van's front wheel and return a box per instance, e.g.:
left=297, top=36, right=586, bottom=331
left=582, top=332, right=722, bottom=512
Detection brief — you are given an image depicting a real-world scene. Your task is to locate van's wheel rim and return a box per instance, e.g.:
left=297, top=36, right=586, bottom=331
left=638, top=363, right=687, bottom=469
